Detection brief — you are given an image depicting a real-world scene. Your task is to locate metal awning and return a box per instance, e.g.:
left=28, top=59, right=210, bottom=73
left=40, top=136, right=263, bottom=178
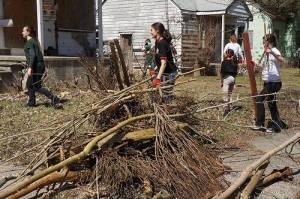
left=172, top=0, right=253, bottom=20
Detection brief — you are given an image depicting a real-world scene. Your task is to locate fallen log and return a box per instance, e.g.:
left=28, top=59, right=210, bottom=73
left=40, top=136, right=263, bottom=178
left=259, top=167, right=293, bottom=187
left=122, top=128, right=156, bottom=142
left=240, top=161, right=269, bottom=199
left=213, top=132, right=300, bottom=199
left=7, top=171, right=91, bottom=199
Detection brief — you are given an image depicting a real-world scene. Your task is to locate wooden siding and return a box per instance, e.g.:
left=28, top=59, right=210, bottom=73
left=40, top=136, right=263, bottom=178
left=102, top=0, right=182, bottom=63
left=181, top=15, right=222, bottom=67
left=181, top=14, right=199, bottom=68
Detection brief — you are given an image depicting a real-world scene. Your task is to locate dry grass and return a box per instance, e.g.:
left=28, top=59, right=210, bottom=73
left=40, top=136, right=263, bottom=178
left=0, top=68, right=299, bottom=198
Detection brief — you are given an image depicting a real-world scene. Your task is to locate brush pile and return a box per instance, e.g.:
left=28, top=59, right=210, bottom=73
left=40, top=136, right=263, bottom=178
left=0, top=58, right=225, bottom=199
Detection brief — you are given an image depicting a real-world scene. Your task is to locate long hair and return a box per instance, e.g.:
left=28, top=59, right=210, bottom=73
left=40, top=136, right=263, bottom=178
left=151, top=22, right=172, bottom=43
left=264, top=34, right=277, bottom=47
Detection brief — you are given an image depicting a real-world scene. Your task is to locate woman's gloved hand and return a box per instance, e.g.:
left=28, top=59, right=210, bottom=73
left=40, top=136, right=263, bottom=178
left=152, top=78, right=161, bottom=88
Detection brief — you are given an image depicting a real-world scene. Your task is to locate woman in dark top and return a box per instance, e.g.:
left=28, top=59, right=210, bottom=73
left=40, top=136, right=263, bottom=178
left=22, top=26, right=61, bottom=108
left=150, top=22, right=177, bottom=102
left=221, top=49, right=238, bottom=116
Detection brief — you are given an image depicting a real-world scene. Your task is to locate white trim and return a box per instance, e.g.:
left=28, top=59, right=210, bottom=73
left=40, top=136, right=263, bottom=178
left=97, top=0, right=103, bottom=57
left=0, top=19, right=13, bottom=27
left=36, top=0, right=44, bottom=51
left=196, top=11, right=226, bottom=15
left=221, top=14, right=225, bottom=61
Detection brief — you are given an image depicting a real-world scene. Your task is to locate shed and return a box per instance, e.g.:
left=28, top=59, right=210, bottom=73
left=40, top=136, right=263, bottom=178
left=102, top=0, right=253, bottom=69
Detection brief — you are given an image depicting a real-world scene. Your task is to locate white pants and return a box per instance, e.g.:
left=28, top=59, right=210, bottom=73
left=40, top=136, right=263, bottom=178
left=222, top=75, right=235, bottom=110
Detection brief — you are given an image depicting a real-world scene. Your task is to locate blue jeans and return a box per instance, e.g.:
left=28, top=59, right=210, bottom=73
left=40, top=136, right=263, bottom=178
left=161, top=72, right=177, bottom=103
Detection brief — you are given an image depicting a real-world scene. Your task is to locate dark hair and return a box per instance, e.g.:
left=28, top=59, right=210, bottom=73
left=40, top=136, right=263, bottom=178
left=264, top=34, right=277, bottom=47
left=226, top=49, right=235, bottom=58
left=151, top=22, right=172, bottom=43
left=24, top=25, right=37, bottom=38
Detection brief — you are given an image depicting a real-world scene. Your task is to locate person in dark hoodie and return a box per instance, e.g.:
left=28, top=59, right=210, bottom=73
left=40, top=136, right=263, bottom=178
left=22, top=25, right=62, bottom=108
left=221, top=49, right=238, bottom=116
left=150, top=22, right=177, bottom=102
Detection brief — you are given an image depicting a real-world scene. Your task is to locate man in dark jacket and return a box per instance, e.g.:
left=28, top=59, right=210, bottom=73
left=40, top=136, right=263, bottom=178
left=22, top=26, right=62, bottom=108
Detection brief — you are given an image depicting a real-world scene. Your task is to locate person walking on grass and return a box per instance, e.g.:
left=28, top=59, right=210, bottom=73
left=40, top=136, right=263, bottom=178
left=251, top=34, right=287, bottom=133
left=22, top=25, right=62, bottom=108
left=224, top=34, right=244, bottom=65
left=150, top=22, right=177, bottom=103
left=221, top=49, right=238, bottom=117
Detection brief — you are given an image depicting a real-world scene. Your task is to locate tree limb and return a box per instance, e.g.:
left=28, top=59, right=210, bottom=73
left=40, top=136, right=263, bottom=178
left=213, top=132, right=300, bottom=199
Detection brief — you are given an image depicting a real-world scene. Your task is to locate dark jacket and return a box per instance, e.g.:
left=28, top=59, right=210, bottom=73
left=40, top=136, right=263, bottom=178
left=221, top=59, right=238, bottom=77
left=24, top=38, right=45, bottom=75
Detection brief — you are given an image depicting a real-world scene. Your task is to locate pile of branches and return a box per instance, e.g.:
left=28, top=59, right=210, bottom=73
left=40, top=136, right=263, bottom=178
left=0, top=67, right=225, bottom=199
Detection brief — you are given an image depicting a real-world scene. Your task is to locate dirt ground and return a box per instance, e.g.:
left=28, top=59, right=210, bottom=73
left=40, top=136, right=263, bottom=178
left=0, top=68, right=300, bottom=198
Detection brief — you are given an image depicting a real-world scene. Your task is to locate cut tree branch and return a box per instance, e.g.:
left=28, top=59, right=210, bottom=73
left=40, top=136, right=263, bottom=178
left=213, top=132, right=300, bottom=199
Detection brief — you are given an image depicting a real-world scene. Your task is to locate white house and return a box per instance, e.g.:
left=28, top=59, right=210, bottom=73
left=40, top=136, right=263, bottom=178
left=102, top=0, right=253, bottom=68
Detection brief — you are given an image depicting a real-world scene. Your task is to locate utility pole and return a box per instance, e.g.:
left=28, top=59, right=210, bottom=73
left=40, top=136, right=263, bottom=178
left=243, top=32, right=258, bottom=119
left=97, top=0, right=103, bottom=57
left=36, top=0, right=44, bottom=52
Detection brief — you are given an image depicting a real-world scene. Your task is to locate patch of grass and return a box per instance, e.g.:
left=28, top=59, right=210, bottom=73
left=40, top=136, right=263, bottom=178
left=175, top=68, right=300, bottom=144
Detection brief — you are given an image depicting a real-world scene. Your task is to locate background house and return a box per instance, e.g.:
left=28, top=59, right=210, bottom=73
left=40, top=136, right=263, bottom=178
left=0, top=0, right=96, bottom=56
left=248, top=0, right=300, bottom=64
left=102, top=0, right=253, bottom=69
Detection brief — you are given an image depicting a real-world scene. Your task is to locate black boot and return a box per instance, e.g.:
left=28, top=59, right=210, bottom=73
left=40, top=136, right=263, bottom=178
left=52, top=96, right=63, bottom=109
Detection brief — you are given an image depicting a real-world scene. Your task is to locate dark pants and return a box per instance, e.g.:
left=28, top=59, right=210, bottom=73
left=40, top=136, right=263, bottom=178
left=256, top=82, right=282, bottom=126
left=26, top=74, right=56, bottom=105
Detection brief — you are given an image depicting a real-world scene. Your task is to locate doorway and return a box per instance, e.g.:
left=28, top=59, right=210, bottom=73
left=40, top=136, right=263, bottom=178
left=119, top=33, right=133, bottom=68
left=3, top=0, right=37, bottom=48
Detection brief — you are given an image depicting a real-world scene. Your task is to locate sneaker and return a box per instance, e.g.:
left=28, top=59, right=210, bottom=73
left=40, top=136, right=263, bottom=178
left=265, top=128, right=274, bottom=133
left=250, top=125, right=265, bottom=131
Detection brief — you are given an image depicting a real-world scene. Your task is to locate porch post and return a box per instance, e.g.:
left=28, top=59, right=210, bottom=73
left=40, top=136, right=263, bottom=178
left=98, top=0, right=103, bottom=57
left=245, top=19, right=250, bottom=31
left=221, top=14, right=225, bottom=61
left=36, top=0, right=44, bottom=51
